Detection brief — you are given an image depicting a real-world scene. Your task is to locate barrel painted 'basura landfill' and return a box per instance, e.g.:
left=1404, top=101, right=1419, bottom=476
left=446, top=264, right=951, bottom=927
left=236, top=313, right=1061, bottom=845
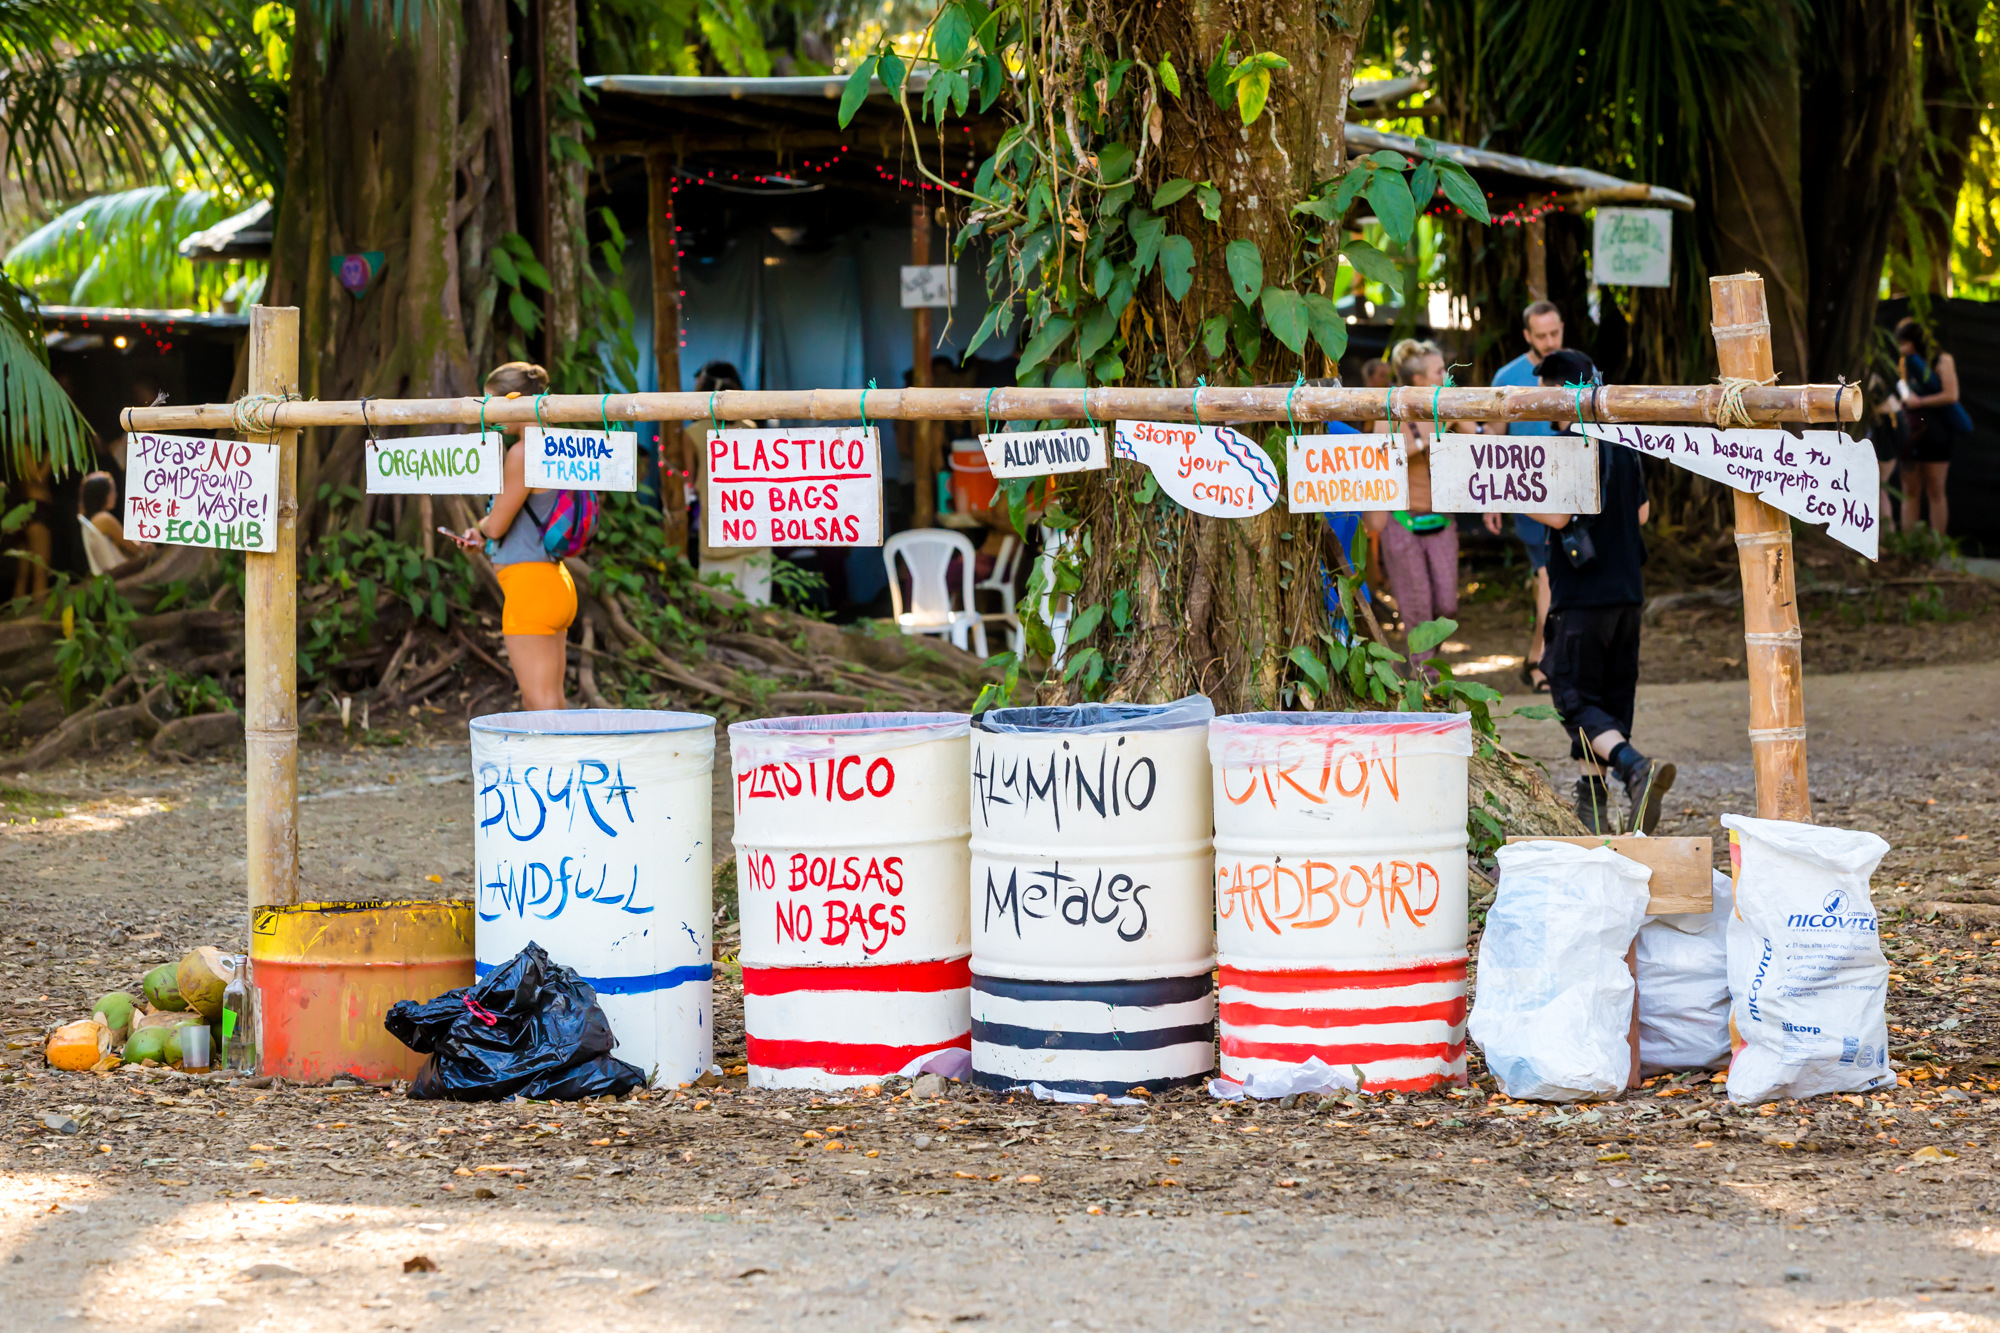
left=968, top=698, right=1217, bottom=1096
left=731, top=713, right=972, bottom=1089
left=471, top=709, right=715, bottom=1086
left=1210, top=711, right=1471, bottom=1092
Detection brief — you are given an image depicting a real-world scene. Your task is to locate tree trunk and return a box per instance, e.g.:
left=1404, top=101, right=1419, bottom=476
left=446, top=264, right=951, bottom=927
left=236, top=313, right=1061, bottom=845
left=1908, top=0, right=1986, bottom=293
left=1050, top=0, right=1371, bottom=713
left=268, top=0, right=518, bottom=541
left=542, top=0, right=588, bottom=360
left=1798, top=0, right=1915, bottom=380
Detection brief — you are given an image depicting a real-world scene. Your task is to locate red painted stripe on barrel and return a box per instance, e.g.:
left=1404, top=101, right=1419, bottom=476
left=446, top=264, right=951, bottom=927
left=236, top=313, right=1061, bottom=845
left=742, top=956, right=971, bottom=996
left=1220, top=1035, right=1468, bottom=1064
left=1218, top=961, right=1466, bottom=993
left=746, top=1033, right=971, bottom=1075
left=1219, top=996, right=1467, bottom=1028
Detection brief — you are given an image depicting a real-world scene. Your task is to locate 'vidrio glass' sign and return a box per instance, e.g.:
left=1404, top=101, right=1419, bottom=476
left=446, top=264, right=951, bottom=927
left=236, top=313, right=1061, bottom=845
left=1592, top=207, right=1673, bottom=288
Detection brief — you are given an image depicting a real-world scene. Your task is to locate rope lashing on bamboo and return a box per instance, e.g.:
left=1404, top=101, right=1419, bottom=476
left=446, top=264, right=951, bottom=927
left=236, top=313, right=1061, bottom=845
left=227, top=392, right=301, bottom=436
left=1711, top=374, right=1778, bottom=429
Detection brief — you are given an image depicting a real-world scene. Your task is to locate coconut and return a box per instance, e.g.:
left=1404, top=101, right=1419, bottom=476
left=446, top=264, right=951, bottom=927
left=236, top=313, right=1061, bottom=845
left=122, top=1025, right=175, bottom=1066
left=133, top=1010, right=187, bottom=1032
left=47, top=1020, right=110, bottom=1071
left=92, top=992, right=137, bottom=1042
left=143, top=963, right=188, bottom=1012
left=175, top=947, right=232, bottom=1020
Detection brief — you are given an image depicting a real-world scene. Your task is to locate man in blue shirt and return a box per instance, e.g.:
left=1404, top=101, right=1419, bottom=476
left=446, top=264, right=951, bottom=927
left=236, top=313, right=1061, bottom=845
left=1486, top=300, right=1566, bottom=691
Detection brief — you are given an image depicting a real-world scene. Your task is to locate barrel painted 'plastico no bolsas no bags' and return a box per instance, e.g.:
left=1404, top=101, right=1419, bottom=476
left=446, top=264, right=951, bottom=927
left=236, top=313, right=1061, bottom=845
left=470, top=709, right=716, bottom=1087
left=968, top=697, right=1218, bottom=1097
left=731, top=712, right=973, bottom=1089
left=1209, top=711, right=1472, bottom=1093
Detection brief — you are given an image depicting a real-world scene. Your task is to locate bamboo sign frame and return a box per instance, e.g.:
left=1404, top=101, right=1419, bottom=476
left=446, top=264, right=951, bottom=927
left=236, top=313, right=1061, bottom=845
left=139, top=274, right=1830, bottom=912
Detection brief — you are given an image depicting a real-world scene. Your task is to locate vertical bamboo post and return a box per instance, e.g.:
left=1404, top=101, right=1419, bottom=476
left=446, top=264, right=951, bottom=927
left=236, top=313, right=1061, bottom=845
left=647, top=150, right=688, bottom=554
left=1709, top=273, right=1811, bottom=822
left=245, top=305, right=302, bottom=906
left=1524, top=217, right=1549, bottom=303
left=910, top=202, right=937, bottom=528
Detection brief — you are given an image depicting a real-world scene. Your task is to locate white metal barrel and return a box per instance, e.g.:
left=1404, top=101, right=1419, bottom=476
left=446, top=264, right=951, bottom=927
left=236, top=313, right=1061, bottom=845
left=1209, top=711, right=1472, bottom=1093
left=968, top=697, right=1217, bottom=1095
left=730, top=712, right=972, bottom=1090
left=471, top=709, right=715, bottom=1087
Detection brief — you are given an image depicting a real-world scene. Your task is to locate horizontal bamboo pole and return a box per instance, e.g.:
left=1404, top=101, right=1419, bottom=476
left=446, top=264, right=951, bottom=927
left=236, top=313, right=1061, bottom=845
left=122, top=381, right=1862, bottom=434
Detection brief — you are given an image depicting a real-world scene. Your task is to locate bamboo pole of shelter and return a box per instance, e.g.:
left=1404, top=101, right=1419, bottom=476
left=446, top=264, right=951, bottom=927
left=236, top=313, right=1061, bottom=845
left=647, top=150, right=689, bottom=554
left=1710, top=273, right=1811, bottom=822
left=910, top=204, right=938, bottom=529
left=244, top=306, right=301, bottom=908
left=124, top=382, right=1861, bottom=433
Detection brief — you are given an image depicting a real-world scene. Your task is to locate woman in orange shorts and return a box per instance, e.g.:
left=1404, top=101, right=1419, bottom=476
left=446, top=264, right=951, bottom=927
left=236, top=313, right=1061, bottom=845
left=451, top=361, right=575, bottom=711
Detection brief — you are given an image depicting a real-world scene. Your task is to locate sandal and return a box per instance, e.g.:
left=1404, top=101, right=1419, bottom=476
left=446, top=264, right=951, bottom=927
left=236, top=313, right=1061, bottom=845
left=1519, top=663, right=1551, bottom=693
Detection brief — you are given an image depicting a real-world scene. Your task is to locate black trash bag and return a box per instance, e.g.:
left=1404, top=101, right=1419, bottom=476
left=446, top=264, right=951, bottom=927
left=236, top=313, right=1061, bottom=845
left=384, top=941, right=647, bottom=1101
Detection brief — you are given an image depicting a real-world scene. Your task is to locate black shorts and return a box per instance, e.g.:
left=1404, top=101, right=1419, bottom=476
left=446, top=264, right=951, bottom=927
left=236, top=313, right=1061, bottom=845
left=1541, top=603, right=1642, bottom=760
left=1906, top=425, right=1963, bottom=466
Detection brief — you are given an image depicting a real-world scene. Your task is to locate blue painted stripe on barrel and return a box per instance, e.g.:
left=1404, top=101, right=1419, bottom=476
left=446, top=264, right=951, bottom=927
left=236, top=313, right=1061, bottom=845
left=967, top=1068, right=1210, bottom=1096
left=970, top=971, right=1213, bottom=1007
left=474, top=960, right=713, bottom=996
left=971, top=1018, right=1214, bottom=1052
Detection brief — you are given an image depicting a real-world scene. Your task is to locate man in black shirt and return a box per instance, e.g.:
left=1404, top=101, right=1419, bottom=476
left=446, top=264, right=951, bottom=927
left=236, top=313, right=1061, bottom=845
left=1527, top=349, right=1676, bottom=833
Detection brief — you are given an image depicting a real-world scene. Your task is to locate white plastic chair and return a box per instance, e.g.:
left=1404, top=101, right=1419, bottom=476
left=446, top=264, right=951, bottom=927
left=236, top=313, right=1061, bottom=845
left=1032, top=524, right=1075, bottom=668
left=974, top=534, right=1024, bottom=654
left=884, top=528, right=988, bottom=658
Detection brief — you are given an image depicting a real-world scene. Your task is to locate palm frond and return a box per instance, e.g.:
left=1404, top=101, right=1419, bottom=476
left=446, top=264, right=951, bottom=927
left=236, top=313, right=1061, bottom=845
left=0, top=269, right=93, bottom=476
left=5, top=185, right=262, bottom=309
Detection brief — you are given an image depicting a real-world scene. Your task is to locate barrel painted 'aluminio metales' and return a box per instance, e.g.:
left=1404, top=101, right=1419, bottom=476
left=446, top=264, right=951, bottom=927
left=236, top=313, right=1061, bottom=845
left=471, top=709, right=715, bottom=1087
left=968, top=697, right=1217, bottom=1096
left=1210, top=712, right=1472, bottom=1092
left=731, top=713, right=973, bottom=1090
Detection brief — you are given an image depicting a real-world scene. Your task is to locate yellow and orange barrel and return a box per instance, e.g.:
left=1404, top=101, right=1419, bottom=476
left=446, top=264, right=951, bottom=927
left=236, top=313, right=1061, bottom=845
left=250, top=900, right=474, bottom=1083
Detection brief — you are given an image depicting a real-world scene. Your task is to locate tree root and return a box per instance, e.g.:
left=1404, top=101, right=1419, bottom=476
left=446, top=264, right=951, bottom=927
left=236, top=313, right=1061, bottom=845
left=1470, top=742, right=1588, bottom=842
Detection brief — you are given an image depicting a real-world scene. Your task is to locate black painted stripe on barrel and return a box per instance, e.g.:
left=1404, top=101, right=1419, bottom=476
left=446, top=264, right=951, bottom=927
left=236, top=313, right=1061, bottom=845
left=970, top=971, right=1213, bottom=1008
left=967, top=1067, right=1210, bottom=1096
left=970, top=1018, right=1216, bottom=1052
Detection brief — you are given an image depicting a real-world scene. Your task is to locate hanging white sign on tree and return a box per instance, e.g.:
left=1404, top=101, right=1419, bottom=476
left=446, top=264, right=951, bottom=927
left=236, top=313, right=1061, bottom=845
left=1285, top=433, right=1410, bottom=513
left=124, top=431, right=279, bottom=553
left=979, top=426, right=1106, bottom=479
left=1430, top=434, right=1602, bottom=514
left=706, top=427, right=884, bottom=547
left=1112, top=420, right=1281, bottom=518
left=1578, top=422, right=1878, bottom=559
left=523, top=426, right=638, bottom=491
left=1593, top=207, right=1673, bottom=288
left=365, top=432, right=504, bottom=494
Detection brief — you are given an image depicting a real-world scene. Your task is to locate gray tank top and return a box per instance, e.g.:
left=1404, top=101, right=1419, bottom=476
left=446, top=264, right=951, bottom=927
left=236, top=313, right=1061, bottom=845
left=491, top=492, right=556, bottom=567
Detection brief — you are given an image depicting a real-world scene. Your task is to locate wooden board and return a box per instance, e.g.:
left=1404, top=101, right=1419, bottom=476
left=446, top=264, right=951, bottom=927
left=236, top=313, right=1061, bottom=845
left=1503, top=835, right=1715, bottom=915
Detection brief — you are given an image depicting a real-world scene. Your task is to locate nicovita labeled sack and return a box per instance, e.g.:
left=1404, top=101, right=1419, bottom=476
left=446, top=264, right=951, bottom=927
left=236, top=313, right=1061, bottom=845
left=731, top=713, right=973, bottom=1089
left=968, top=698, right=1217, bottom=1095
left=1210, top=712, right=1472, bottom=1093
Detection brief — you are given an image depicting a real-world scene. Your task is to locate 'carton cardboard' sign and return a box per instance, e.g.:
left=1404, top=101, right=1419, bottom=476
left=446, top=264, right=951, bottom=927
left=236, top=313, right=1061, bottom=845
left=1285, top=433, right=1410, bottom=513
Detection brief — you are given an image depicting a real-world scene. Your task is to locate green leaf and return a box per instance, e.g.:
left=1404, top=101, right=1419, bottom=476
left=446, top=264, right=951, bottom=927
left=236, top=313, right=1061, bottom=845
left=965, top=302, right=1009, bottom=357
left=1511, top=703, right=1559, bottom=721
left=1292, top=195, right=1341, bottom=223
left=1200, top=315, right=1228, bottom=359
left=1077, top=304, right=1117, bottom=361
left=1229, top=303, right=1262, bottom=363
left=1303, top=292, right=1347, bottom=361
left=879, top=48, right=907, bottom=95
left=1342, top=238, right=1403, bottom=287
left=1410, top=160, right=1438, bottom=211
left=1407, top=616, right=1458, bottom=654
left=1331, top=165, right=1373, bottom=216
left=1437, top=160, right=1491, bottom=224
left=1234, top=67, right=1271, bottom=124
left=1224, top=50, right=1290, bottom=81
left=1106, top=270, right=1136, bottom=318
left=1092, top=351, right=1125, bottom=381
left=1093, top=256, right=1115, bottom=297
left=1016, top=315, right=1076, bottom=373
left=1224, top=239, right=1263, bottom=305
left=1110, top=589, right=1131, bottom=631
left=1153, top=178, right=1196, bottom=209
left=1159, top=235, right=1195, bottom=300
left=1097, top=141, right=1135, bottom=184
left=1365, top=170, right=1417, bottom=247
left=933, top=2, right=972, bottom=64
left=1367, top=150, right=1410, bottom=170
left=1158, top=56, right=1181, bottom=98
left=1288, top=644, right=1330, bottom=696
left=1068, top=602, right=1105, bottom=643
left=838, top=55, right=877, bottom=127
left=1127, top=209, right=1166, bottom=272
left=1196, top=183, right=1223, bottom=223
left=490, top=246, right=520, bottom=287
left=1260, top=287, right=1308, bottom=354
left=1204, top=34, right=1237, bottom=108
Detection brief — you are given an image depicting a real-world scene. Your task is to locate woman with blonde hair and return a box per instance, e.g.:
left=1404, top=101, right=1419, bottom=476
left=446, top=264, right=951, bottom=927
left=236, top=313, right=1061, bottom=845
left=1363, top=339, right=1476, bottom=639
left=450, top=361, right=575, bottom=711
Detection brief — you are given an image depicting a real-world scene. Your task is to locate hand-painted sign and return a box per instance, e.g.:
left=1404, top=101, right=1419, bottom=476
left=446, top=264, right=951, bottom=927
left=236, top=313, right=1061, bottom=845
left=1112, top=419, right=1281, bottom=518
left=329, top=251, right=386, bottom=298
left=523, top=426, right=638, bottom=491
left=1429, top=434, right=1602, bottom=514
left=365, top=432, right=504, bottom=494
left=1579, top=422, right=1878, bottom=559
left=706, top=427, right=885, bottom=547
left=899, top=264, right=957, bottom=308
left=124, top=431, right=279, bottom=553
left=1593, top=207, right=1672, bottom=288
left=979, top=427, right=1107, bottom=479
left=1285, top=433, right=1410, bottom=513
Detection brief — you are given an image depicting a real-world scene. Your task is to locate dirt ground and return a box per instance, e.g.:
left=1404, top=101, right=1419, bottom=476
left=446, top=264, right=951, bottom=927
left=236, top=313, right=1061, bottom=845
left=3, top=636, right=2000, bottom=1328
